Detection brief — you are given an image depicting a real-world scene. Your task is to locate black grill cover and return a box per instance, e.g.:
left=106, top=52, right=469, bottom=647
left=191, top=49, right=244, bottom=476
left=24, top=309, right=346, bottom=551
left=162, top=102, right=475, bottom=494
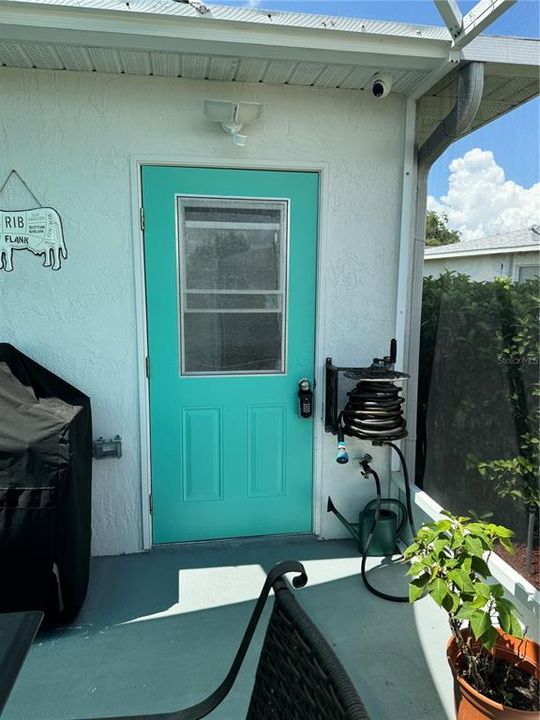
left=0, top=344, right=92, bottom=624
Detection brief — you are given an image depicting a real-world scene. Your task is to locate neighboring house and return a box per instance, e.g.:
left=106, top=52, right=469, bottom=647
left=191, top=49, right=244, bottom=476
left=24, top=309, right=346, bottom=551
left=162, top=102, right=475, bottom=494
left=0, top=0, right=538, bottom=557
left=424, top=225, right=540, bottom=281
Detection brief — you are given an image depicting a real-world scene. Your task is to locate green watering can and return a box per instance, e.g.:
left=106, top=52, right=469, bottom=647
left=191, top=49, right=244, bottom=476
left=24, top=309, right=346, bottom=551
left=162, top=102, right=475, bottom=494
left=358, top=500, right=406, bottom=556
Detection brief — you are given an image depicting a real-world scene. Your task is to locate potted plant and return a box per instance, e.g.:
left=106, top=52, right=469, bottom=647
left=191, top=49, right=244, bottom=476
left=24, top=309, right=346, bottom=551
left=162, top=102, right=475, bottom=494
left=404, top=512, right=539, bottom=719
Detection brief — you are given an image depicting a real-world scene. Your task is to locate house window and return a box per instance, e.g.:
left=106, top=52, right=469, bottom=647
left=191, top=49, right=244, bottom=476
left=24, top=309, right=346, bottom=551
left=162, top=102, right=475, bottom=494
left=517, top=264, right=539, bottom=282
left=177, top=197, right=289, bottom=375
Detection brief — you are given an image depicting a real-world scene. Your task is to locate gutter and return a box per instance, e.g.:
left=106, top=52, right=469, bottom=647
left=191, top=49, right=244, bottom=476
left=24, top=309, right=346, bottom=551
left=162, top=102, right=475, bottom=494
left=418, top=62, right=484, bottom=168
left=425, top=245, right=540, bottom=260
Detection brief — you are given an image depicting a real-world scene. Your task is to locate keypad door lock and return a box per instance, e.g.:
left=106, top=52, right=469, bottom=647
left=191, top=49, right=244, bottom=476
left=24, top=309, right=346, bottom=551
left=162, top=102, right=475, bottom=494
left=298, top=379, right=313, bottom=418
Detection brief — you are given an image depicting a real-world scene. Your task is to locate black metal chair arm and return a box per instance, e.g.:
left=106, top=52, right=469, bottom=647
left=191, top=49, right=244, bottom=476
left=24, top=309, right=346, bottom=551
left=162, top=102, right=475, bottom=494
left=70, top=559, right=369, bottom=720
left=72, top=561, right=307, bottom=720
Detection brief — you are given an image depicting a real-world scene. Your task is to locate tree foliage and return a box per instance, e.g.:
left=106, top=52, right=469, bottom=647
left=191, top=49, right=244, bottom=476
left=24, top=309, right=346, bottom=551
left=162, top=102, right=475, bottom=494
left=425, top=210, right=461, bottom=246
left=417, top=272, right=540, bottom=540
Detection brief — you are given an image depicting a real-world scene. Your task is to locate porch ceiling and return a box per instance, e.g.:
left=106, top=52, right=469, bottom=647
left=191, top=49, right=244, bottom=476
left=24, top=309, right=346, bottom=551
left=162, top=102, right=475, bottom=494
left=0, top=39, right=433, bottom=94
left=417, top=51, right=540, bottom=146
left=0, top=0, right=538, bottom=138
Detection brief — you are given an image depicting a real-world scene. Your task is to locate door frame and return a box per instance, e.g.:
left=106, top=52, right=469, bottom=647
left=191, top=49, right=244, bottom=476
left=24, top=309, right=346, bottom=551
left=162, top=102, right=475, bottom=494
left=130, top=155, right=330, bottom=550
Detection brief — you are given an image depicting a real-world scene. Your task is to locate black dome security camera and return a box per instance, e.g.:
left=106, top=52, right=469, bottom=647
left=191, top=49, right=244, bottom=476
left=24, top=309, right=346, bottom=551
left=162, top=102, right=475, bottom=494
left=370, top=72, right=393, bottom=99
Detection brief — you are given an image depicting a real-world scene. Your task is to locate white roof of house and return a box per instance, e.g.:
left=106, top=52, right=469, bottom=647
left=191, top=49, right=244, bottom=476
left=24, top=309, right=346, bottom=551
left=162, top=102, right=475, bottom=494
left=425, top=226, right=540, bottom=259
left=4, top=0, right=455, bottom=39
left=0, top=0, right=538, bottom=142
left=0, top=0, right=457, bottom=41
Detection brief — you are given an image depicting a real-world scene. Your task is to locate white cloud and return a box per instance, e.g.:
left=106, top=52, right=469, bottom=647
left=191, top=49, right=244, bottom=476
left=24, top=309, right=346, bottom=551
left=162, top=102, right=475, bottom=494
left=245, top=0, right=261, bottom=6
left=428, top=148, right=540, bottom=241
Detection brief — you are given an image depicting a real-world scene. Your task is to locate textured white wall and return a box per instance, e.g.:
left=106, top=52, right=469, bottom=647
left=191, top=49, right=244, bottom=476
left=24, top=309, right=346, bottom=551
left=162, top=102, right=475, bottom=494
left=424, top=253, right=513, bottom=281
left=424, top=252, right=540, bottom=282
left=0, top=66, right=407, bottom=555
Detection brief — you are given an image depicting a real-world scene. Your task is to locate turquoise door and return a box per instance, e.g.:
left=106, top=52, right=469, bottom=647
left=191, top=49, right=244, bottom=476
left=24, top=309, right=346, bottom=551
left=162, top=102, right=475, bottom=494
left=142, top=166, right=318, bottom=543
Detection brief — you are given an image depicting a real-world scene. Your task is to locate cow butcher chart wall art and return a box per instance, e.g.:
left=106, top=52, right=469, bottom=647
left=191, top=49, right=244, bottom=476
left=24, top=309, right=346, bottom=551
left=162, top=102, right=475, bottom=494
left=0, top=207, right=67, bottom=272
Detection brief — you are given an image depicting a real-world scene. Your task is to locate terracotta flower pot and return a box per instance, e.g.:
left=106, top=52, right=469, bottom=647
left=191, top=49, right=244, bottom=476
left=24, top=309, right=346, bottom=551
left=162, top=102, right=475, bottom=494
left=447, top=629, right=540, bottom=719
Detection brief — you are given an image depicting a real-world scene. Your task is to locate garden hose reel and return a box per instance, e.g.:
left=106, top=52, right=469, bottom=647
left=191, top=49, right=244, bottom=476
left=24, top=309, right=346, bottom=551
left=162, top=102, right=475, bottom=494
left=325, top=340, right=416, bottom=603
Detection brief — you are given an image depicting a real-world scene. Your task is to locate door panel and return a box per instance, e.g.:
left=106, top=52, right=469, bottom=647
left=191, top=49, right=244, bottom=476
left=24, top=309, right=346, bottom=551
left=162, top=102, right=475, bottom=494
left=142, top=166, right=318, bottom=543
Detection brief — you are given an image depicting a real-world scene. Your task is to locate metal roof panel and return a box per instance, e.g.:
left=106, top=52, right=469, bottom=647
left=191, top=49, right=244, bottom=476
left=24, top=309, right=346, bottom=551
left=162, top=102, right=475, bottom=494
left=0, top=0, right=452, bottom=41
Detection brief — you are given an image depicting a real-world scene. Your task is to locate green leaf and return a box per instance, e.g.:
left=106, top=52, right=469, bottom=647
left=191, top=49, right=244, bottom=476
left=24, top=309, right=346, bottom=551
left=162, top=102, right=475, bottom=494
left=433, top=539, right=451, bottom=557
left=470, top=556, right=491, bottom=577
left=417, top=527, right=437, bottom=543
left=407, top=561, right=429, bottom=577
left=442, top=591, right=460, bottom=614
left=490, top=583, right=504, bottom=599
left=409, top=576, right=429, bottom=603
left=475, top=583, right=492, bottom=599
left=434, top=519, right=453, bottom=532
left=495, top=526, right=514, bottom=539
left=448, top=569, right=475, bottom=593
left=464, top=536, right=484, bottom=557
left=470, top=610, right=492, bottom=640
left=456, top=602, right=477, bottom=621
left=495, top=597, right=517, bottom=614
left=508, top=615, right=524, bottom=639
left=470, top=594, right=489, bottom=610
left=496, top=601, right=513, bottom=634
left=479, top=625, right=499, bottom=651
left=467, top=523, right=490, bottom=539
left=428, top=578, right=449, bottom=607
left=500, top=536, right=514, bottom=554
left=403, top=542, right=419, bottom=558
left=498, top=605, right=524, bottom=639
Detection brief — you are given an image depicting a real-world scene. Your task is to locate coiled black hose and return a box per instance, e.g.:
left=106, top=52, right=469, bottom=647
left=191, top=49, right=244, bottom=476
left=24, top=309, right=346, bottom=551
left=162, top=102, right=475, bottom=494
left=341, top=379, right=407, bottom=440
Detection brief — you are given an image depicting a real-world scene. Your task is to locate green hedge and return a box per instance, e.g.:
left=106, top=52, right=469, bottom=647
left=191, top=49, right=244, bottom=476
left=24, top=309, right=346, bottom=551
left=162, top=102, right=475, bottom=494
left=416, top=272, right=539, bottom=540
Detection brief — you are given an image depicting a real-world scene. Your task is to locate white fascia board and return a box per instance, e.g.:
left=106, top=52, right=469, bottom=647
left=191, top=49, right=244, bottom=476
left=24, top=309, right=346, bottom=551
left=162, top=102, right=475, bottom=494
left=0, top=1, right=450, bottom=70
left=453, top=0, right=517, bottom=50
left=463, top=35, right=540, bottom=76
left=425, top=245, right=540, bottom=260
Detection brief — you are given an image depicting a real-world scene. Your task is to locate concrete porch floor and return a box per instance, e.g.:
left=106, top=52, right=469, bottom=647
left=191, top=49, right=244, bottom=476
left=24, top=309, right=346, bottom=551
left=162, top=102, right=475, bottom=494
left=4, top=536, right=454, bottom=720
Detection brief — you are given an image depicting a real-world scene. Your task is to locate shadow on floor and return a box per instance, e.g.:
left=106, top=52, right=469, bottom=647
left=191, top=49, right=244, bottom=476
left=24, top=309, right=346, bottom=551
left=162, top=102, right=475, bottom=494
left=3, top=537, right=453, bottom=720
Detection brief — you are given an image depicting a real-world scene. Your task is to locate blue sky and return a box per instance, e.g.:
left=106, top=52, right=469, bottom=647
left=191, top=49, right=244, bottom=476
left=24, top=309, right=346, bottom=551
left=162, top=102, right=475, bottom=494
left=216, top=0, right=539, bottom=233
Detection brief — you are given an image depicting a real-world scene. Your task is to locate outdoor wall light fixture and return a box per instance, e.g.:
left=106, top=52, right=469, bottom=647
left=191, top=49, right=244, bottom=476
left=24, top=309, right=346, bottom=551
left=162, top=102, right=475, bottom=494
left=203, top=99, right=262, bottom=146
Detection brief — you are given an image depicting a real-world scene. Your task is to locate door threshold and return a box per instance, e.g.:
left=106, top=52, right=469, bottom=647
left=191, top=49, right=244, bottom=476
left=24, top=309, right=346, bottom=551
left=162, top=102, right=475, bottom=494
left=153, top=531, right=317, bottom=551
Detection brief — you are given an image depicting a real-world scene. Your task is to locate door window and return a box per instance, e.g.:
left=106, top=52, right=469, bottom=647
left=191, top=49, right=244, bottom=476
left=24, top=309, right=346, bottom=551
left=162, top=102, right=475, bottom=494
left=177, top=197, right=289, bottom=375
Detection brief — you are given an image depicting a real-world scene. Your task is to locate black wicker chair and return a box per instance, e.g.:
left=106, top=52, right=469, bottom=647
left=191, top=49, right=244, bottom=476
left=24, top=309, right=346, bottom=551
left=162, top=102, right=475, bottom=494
left=74, top=561, right=369, bottom=720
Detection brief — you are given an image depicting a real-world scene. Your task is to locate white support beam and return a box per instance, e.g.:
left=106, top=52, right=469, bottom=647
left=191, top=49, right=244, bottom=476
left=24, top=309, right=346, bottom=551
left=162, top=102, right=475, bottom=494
left=453, top=0, right=517, bottom=50
left=434, top=0, right=463, bottom=38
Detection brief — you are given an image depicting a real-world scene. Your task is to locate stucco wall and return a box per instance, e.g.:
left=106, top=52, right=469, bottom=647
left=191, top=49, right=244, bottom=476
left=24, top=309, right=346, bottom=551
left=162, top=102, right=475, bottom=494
left=425, top=251, right=540, bottom=282
left=0, top=66, right=407, bottom=555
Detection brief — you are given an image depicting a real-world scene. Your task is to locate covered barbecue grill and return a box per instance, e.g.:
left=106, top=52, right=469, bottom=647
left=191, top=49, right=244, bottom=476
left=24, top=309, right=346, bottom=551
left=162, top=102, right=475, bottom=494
left=0, top=344, right=92, bottom=623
